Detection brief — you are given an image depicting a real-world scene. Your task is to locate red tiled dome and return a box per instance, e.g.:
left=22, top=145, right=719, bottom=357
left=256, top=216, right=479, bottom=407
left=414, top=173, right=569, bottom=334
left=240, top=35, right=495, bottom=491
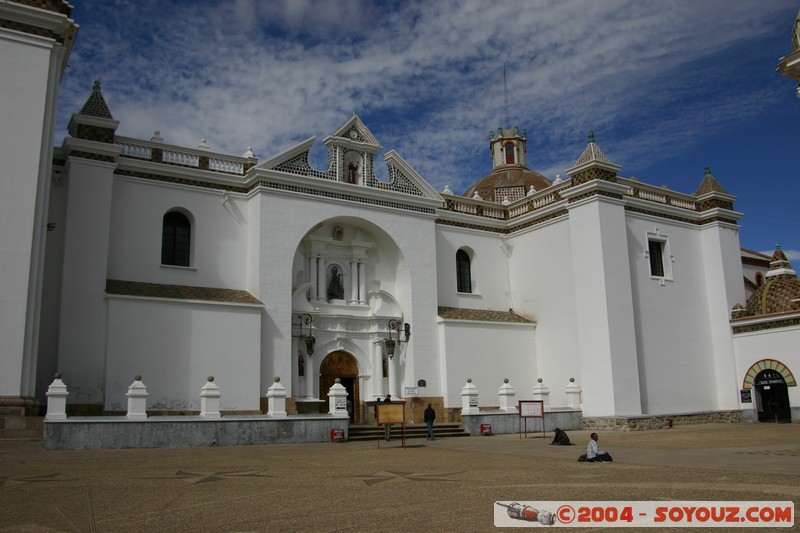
left=464, top=167, right=551, bottom=203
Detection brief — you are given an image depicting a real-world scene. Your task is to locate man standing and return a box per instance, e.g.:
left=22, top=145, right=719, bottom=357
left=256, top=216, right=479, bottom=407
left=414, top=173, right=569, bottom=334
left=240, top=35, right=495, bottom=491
left=424, top=403, right=436, bottom=440
left=384, top=394, right=392, bottom=441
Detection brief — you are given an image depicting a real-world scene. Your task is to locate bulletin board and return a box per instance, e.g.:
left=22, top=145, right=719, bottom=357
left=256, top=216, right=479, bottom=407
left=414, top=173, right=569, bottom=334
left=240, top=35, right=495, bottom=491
left=375, top=402, right=406, bottom=448
left=376, top=402, right=405, bottom=424
left=518, top=400, right=545, bottom=439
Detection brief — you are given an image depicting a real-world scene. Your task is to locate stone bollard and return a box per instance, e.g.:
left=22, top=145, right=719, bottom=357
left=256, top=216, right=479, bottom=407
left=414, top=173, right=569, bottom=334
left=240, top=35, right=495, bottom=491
left=327, top=378, right=348, bottom=416
left=45, top=373, right=68, bottom=420
left=461, top=378, right=480, bottom=414
left=266, top=376, right=287, bottom=418
left=200, top=376, right=221, bottom=419
left=532, top=378, right=550, bottom=410
left=126, top=375, right=148, bottom=420
left=498, top=378, right=516, bottom=412
left=565, top=377, right=582, bottom=409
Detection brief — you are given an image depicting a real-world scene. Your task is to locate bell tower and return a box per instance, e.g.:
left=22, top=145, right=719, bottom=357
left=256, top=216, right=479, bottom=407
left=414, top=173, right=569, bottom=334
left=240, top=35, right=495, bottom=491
left=489, top=127, right=527, bottom=169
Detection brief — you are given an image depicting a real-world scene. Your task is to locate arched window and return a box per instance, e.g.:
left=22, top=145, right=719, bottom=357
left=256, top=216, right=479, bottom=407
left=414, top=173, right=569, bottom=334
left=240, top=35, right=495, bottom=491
left=456, top=249, right=472, bottom=293
left=504, top=143, right=515, bottom=165
left=161, top=211, right=191, bottom=266
left=755, top=272, right=764, bottom=287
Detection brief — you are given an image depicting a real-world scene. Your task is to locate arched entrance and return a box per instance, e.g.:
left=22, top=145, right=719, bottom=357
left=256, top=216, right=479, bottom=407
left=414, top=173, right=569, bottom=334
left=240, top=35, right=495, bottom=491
left=754, top=370, right=791, bottom=423
left=319, top=351, right=359, bottom=423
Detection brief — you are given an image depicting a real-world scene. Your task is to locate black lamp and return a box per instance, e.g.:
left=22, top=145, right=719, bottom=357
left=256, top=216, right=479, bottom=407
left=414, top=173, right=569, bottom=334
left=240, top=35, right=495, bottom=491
left=292, top=313, right=316, bottom=356
left=384, top=319, right=411, bottom=359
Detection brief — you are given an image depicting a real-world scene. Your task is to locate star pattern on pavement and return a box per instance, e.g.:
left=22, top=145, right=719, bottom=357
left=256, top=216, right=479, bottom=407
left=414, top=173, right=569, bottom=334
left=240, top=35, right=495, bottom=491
left=0, top=473, right=68, bottom=488
left=142, top=469, right=277, bottom=484
left=346, top=470, right=463, bottom=486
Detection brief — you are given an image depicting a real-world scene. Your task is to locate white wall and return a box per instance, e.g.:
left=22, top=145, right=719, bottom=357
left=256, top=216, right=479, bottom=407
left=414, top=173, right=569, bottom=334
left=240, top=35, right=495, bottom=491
left=56, top=157, right=116, bottom=404
left=107, top=177, right=250, bottom=290
left=625, top=215, right=718, bottom=414
left=0, top=29, right=58, bottom=398
left=733, top=323, right=800, bottom=417
left=105, top=297, right=262, bottom=411
left=507, top=218, right=580, bottom=407
left=438, top=320, right=536, bottom=408
left=435, top=226, right=513, bottom=311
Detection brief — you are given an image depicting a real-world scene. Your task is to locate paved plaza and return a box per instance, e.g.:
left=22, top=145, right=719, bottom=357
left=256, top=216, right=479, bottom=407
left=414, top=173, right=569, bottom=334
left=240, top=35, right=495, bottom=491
left=1, top=422, right=799, bottom=532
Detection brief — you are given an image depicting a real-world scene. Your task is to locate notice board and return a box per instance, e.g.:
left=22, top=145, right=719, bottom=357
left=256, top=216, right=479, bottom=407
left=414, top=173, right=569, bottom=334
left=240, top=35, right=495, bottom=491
left=376, top=402, right=405, bottom=424
left=518, top=400, right=544, bottom=418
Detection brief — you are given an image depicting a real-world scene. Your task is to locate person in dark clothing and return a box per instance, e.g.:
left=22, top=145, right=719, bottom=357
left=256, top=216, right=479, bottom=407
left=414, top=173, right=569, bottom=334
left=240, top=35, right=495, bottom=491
left=383, top=394, right=392, bottom=441
left=424, top=403, right=436, bottom=440
left=550, top=427, right=573, bottom=445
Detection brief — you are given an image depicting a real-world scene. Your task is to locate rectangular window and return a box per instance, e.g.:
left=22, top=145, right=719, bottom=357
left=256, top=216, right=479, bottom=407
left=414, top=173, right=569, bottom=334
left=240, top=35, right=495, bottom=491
left=648, top=239, right=665, bottom=277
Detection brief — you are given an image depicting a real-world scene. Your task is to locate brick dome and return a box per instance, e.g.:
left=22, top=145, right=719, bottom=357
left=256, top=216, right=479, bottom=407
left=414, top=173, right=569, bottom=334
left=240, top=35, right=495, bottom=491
left=742, top=247, right=800, bottom=316
left=464, top=167, right=552, bottom=203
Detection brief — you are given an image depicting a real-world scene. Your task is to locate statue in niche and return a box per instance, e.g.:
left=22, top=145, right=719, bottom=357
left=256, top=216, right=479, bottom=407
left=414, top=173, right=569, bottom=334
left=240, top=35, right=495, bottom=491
left=347, top=161, right=358, bottom=184
left=327, top=266, right=344, bottom=301
left=333, top=226, right=344, bottom=241
left=298, top=354, right=305, bottom=377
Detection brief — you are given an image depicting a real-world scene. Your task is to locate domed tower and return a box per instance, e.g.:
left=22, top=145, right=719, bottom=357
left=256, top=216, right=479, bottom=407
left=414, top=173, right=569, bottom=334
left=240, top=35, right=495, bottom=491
left=463, top=127, right=551, bottom=203
left=741, top=246, right=800, bottom=317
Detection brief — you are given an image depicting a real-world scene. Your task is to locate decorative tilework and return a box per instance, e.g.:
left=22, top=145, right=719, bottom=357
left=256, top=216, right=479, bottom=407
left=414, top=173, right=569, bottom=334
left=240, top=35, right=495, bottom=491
left=11, top=0, right=72, bottom=16
left=742, top=359, right=797, bottom=389
left=437, top=306, right=532, bottom=323
left=259, top=181, right=435, bottom=215
left=106, top=279, right=262, bottom=305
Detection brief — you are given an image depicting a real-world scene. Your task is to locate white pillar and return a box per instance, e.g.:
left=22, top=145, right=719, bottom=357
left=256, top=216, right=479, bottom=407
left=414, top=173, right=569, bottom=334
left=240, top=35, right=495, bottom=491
left=387, top=352, right=398, bottom=399
left=45, top=373, right=68, bottom=420
left=358, top=262, right=366, bottom=303
left=461, top=378, right=480, bottom=414
left=498, top=378, right=516, bottom=412
left=532, top=378, right=550, bottom=410
left=328, top=378, right=349, bottom=416
left=304, top=354, right=315, bottom=399
left=316, top=256, right=325, bottom=301
left=200, top=376, right=221, bottom=419
left=126, top=375, right=148, bottom=420
left=565, top=377, right=582, bottom=410
left=349, top=260, right=358, bottom=302
left=307, top=255, right=315, bottom=293
left=373, top=340, right=384, bottom=399
left=266, top=376, right=288, bottom=418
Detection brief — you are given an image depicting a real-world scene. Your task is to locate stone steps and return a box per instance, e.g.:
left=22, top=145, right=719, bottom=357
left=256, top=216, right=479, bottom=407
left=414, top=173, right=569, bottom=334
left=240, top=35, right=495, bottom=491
left=345, top=423, right=469, bottom=442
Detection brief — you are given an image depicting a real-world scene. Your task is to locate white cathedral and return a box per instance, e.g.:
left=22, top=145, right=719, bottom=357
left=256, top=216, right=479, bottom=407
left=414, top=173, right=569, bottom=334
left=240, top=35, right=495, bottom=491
left=2, top=1, right=799, bottom=429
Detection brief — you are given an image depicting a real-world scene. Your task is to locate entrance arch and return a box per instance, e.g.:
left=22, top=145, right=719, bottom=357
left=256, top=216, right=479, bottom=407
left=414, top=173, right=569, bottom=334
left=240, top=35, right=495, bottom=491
left=754, top=370, right=791, bottom=423
left=319, top=351, right=359, bottom=423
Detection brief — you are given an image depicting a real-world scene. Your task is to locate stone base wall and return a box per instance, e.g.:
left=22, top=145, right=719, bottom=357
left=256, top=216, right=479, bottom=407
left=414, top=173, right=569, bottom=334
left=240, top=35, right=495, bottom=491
left=461, top=409, right=582, bottom=435
left=581, top=410, right=743, bottom=431
left=44, top=414, right=350, bottom=450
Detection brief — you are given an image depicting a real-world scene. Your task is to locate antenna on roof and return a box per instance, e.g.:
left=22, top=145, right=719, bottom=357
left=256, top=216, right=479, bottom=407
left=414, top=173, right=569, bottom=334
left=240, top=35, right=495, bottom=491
left=503, top=64, right=510, bottom=129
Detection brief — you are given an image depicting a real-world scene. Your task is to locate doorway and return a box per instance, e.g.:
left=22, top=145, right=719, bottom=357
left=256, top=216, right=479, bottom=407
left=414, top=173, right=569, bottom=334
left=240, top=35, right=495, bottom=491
left=754, top=370, right=791, bottom=423
left=319, top=351, right=359, bottom=423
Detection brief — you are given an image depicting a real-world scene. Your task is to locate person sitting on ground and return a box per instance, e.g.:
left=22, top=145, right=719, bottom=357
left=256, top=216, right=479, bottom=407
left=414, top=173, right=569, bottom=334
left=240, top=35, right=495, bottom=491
left=579, top=432, right=612, bottom=462
left=550, top=427, right=573, bottom=445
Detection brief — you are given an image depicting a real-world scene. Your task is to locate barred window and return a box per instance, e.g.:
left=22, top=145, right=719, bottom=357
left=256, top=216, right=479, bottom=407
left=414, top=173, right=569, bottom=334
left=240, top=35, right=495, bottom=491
left=648, top=239, right=664, bottom=277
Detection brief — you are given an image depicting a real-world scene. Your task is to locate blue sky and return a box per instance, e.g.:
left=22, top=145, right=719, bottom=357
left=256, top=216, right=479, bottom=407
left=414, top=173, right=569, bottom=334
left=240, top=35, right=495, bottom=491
left=56, top=0, right=800, bottom=259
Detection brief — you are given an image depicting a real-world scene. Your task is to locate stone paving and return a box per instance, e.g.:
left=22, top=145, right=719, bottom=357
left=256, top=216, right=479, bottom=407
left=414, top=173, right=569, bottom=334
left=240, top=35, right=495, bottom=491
left=0, top=422, right=798, bottom=532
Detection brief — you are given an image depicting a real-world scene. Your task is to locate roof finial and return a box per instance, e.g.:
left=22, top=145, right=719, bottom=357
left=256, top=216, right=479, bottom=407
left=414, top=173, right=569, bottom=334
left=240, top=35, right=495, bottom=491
left=503, top=63, right=510, bottom=129
left=588, top=130, right=595, bottom=143
left=776, top=244, right=782, bottom=252
left=92, top=79, right=101, bottom=91
left=704, top=166, right=711, bottom=176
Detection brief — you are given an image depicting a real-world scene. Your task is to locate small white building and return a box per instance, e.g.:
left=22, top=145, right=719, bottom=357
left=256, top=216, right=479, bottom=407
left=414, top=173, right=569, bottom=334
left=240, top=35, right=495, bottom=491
left=1, top=1, right=797, bottom=428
